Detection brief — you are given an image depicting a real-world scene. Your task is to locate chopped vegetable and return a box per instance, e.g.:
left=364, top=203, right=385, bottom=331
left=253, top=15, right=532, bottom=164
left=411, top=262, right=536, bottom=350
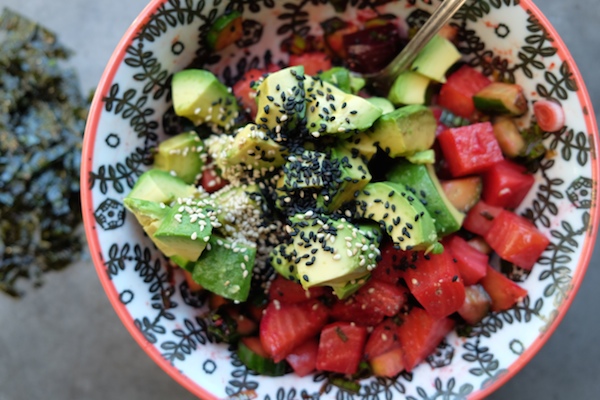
left=533, top=99, right=566, bottom=132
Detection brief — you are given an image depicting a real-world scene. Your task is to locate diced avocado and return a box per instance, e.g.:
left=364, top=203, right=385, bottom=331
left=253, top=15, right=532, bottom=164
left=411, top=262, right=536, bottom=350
left=473, top=82, right=528, bottom=116
left=290, top=215, right=381, bottom=290
left=410, top=34, right=461, bottom=83
left=122, top=198, right=179, bottom=258
left=340, top=131, right=378, bottom=163
left=206, top=11, right=243, bottom=51
left=269, top=242, right=299, bottom=282
left=406, top=149, right=435, bottom=165
left=127, top=169, right=198, bottom=204
left=318, top=67, right=365, bottom=94
left=280, top=150, right=327, bottom=191
left=386, top=160, right=464, bottom=237
left=318, top=146, right=372, bottom=212
left=191, top=235, right=256, bottom=301
left=211, top=183, right=264, bottom=238
left=330, top=274, right=371, bottom=300
left=153, top=132, right=206, bottom=184
left=387, top=71, right=431, bottom=106
left=355, top=181, right=438, bottom=250
left=492, top=116, right=526, bottom=157
left=172, top=69, right=239, bottom=131
left=305, top=76, right=382, bottom=138
left=366, top=97, right=395, bottom=114
left=277, top=147, right=371, bottom=212
left=218, top=123, right=287, bottom=176
left=255, top=66, right=306, bottom=130
left=153, top=201, right=214, bottom=261
left=369, top=105, right=436, bottom=157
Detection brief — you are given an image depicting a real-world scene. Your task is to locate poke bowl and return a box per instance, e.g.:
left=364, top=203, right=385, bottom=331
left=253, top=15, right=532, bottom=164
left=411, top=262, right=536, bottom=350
left=81, top=0, right=599, bottom=399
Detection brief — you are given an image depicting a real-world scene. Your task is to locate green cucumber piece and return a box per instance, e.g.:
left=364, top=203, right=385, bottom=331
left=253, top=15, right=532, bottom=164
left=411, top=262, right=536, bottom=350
left=237, top=337, right=288, bottom=376
left=473, top=82, right=528, bottom=116
left=492, top=116, right=526, bottom=158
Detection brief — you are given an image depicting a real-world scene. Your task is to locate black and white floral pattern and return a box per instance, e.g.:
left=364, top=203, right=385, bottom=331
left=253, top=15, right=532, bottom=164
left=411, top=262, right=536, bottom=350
left=83, top=0, right=598, bottom=398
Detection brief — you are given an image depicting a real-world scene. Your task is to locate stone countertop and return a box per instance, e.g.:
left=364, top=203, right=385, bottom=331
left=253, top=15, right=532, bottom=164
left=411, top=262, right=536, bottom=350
left=0, top=0, right=598, bottom=399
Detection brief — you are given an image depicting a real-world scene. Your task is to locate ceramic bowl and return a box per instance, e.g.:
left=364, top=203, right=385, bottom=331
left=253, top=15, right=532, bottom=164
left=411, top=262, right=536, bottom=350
left=81, top=0, right=599, bottom=398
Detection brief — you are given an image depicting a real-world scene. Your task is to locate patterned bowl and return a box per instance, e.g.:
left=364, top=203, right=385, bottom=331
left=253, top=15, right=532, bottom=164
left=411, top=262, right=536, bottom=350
left=81, top=0, right=599, bottom=398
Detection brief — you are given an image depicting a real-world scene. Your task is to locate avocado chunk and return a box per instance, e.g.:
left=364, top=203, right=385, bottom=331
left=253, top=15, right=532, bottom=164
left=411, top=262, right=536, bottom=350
left=153, top=132, right=207, bottom=184
left=213, top=123, right=287, bottom=178
left=206, top=11, right=243, bottom=51
left=122, top=198, right=179, bottom=257
left=211, top=183, right=265, bottom=240
left=305, top=76, right=382, bottom=138
left=276, top=147, right=371, bottom=212
left=269, top=242, right=299, bottom=282
left=386, top=160, right=464, bottom=237
left=369, top=105, right=436, bottom=158
left=387, top=71, right=431, bottom=106
left=355, top=182, right=438, bottom=251
left=330, top=274, right=371, bottom=300
left=126, top=169, right=199, bottom=204
left=191, top=235, right=256, bottom=301
left=340, top=131, right=378, bottom=163
left=410, top=34, right=461, bottom=83
left=406, top=149, right=435, bottom=165
left=153, top=200, right=214, bottom=261
left=289, top=214, right=381, bottom=290
left=172, top=69, right=239, bottom=131
left=255, top=66, right=306, bottom=130
left=366, top=97, right=395, bottom=114
left=318, top=67, right=365, bottom=94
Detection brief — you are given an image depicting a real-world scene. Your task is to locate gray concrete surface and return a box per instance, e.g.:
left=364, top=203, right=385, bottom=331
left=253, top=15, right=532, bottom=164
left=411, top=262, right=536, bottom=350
left=0, top=0, right=598, bottom=399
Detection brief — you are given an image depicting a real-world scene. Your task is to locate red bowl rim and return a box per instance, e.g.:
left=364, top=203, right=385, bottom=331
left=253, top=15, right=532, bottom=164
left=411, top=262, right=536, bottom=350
left=80, top=0, right=600, bottom=398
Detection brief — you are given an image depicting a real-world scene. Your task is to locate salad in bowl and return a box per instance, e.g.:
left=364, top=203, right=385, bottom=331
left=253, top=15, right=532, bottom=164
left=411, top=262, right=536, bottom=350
left=82, top=0, right=599, bottom=398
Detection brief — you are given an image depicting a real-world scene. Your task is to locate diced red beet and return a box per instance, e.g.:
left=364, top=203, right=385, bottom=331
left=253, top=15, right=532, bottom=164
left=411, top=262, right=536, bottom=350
left=445, top=235, right=488, bottom=286
left=343, top=24, right=405, bottom=74
left=463, top=200, right=503, bottom=237
left=316, top=322, right=368, bottom=375
left=402, top=251, right=466, bottom=319
left=437, top=122, right=504, bottom=177
left=479, top=265, right=528, bottom=312
left=397, top=307, right=455, bottom=372
left=484, top=210, right=550, bottom=270
left=482, top=159, right=535, bottom=209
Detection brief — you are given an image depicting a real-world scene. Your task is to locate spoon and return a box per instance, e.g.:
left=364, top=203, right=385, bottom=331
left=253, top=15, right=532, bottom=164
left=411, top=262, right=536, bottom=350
left=360, top=0, right=469, bottom=94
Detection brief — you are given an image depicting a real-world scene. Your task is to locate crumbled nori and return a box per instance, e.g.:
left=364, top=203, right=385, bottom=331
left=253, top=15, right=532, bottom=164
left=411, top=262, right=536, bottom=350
left=0, top=9, right=87, bottom=297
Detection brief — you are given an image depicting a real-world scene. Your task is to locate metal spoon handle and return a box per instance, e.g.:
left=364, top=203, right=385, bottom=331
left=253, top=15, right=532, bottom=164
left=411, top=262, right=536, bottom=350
left=368, top=0, right=469, bottom=90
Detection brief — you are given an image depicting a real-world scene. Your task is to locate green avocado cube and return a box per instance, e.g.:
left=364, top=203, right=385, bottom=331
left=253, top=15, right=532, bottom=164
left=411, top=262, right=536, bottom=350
left=153, top=202, right=214, bottom=261
left=387, top=71, right=431, bottom=106
left=370, top=105, right=436, bottom=158
left=153, top=132, right=207, bottom=184
left=305, top=76, right=382, bottom=138
left=255, top=66, right=306, bottom=130
left=224, top=124, right=287, bottom=174
left=126, top=169, right=199, bottom=205
left=410, top=34, right=461, bottom=83
left=191, top=236, right=256, bottom=301
left=172, top=69, right=239, bottom=131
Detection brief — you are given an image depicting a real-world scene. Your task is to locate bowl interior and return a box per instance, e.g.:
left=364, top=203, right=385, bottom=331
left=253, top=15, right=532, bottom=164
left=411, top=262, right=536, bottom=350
left=82, top=0, right=599, bottom=398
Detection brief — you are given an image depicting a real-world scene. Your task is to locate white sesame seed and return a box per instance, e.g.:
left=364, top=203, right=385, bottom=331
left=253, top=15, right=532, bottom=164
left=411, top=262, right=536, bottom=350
left=191, top=232, right=198, bottom=240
